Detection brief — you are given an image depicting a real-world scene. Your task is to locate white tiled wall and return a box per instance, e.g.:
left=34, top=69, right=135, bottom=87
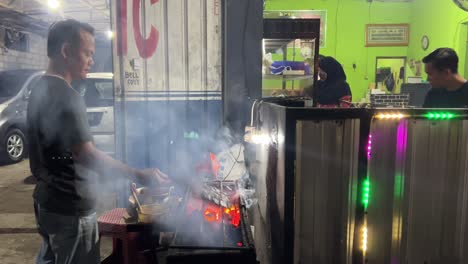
left=0, top=33, right=48, bottom=71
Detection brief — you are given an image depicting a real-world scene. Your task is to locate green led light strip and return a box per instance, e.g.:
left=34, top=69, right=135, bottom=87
left=362, top=179, right=370, bottom=208
left=425, top=112, right=455, bottom=120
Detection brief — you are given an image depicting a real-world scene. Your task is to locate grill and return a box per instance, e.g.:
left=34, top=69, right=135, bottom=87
left=100, top=157, right=257, bottom=264
left=164, top=181, right=257, bottom=264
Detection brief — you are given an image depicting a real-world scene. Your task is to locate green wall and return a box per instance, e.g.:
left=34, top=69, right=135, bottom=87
left=265, top=0, right=468, bottom=100
left=408, top=0, right=468, bottom=78
left=265, top=0, right=412, bottom=101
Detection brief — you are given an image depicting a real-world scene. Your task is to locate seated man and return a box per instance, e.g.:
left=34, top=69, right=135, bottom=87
left=422, top=48, right=468, bottom=108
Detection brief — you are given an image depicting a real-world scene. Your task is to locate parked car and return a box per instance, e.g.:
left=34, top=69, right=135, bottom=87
left=74, top=72, right=115, bottom=156
left=0, top=70, right=115, bottom=163
left=0, top=69, right=44, bottom=163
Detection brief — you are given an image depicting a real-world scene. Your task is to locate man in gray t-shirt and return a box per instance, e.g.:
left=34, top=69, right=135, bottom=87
left=28, top=74, right=98, bottom=216
left=27, top=19, right=169, bottom=264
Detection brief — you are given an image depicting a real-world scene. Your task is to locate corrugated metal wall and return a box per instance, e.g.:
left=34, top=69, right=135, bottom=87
left=367, top=119, right=468, bottom=264
left=295, top=120, right=360, bottom=264
left=112, top=0, right=222, bottom=171
left=248, top=105, right=468, bottom=264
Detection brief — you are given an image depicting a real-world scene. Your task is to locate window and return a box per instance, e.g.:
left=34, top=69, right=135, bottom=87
left=0, top=70, right=34, bottom=98
left=4, top=29, right=30, bottom=52
left=25, top=75, right=42, bottom=99
left=94, top=81, right=114, bottom=100
left=74, top=79, right=114, bottom=107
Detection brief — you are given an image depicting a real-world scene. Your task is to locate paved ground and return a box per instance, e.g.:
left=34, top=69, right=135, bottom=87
left=0, top=159, right=114, bottom=263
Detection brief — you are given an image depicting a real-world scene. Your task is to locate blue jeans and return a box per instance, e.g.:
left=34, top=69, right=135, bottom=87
left=34, top=202, right=100, bottom=264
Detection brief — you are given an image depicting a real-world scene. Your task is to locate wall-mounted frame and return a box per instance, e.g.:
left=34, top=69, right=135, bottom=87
left=365, top=24, right=410, bottom=47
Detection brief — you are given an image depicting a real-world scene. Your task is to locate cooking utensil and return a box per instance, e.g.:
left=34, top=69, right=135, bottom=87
left=163, top=186, right=175, bottom=203
left=138, top=203, right=170, bottom=223
left=136, top=186, right=171, bottom=203
left=131, top=183, right=142, bottom=212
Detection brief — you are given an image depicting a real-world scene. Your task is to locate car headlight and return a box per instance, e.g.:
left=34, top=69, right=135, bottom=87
left=0, top=104, right=8, bottom=114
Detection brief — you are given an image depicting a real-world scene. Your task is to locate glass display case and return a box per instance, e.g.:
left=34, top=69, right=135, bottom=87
left=262, top=38, right=315, bottom=97
left=262, top=17, right=321, bottom=98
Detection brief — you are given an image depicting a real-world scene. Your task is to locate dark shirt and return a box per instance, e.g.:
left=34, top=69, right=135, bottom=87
left=314, top=80, right=352, bottom=106
left=27, top=75, right=96, bottom=216
left=313, top=56, right=352, bottom=106
left=423, top=82, right=468, bottom=108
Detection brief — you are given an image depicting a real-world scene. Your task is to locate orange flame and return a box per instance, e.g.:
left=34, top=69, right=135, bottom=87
left=203, top=205, right=221, bottom=222
left=203, top=204, right=241, bottom=228
left=209, top=152, right=221, bottom=178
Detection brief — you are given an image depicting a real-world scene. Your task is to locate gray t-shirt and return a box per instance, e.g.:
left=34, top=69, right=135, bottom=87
left=27, top=75, right=96, bottom=216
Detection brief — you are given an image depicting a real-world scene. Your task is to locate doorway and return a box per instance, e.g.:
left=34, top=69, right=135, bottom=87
left=375, top=57, right=406, bottom=94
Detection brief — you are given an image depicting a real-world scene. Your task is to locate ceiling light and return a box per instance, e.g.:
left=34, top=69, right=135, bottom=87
left=48, top=0, right=60, bottom=9
left=251, top=134, right=271, bottom=145
left=106, top=30, right=114, bottom=39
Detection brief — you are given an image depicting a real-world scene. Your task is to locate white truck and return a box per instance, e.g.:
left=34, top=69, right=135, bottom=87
left=110, top=0, right=262, bottom=173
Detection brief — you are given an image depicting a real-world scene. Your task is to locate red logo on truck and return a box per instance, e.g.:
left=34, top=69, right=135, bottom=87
left=118, top=0, right=159, bottom=59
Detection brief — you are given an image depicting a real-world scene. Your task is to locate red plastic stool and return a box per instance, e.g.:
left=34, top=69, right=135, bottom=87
left=98, top=208, right=156, bottom=264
